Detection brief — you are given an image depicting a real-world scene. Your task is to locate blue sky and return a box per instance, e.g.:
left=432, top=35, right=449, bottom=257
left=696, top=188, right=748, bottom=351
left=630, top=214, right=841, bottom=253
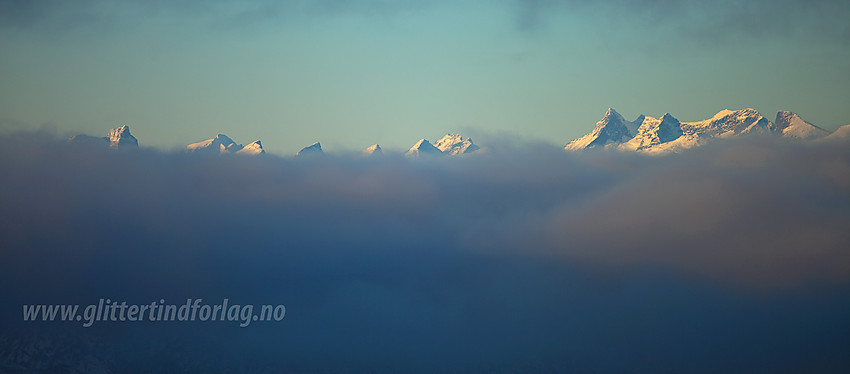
left=1, top=0, right=849, bottom=155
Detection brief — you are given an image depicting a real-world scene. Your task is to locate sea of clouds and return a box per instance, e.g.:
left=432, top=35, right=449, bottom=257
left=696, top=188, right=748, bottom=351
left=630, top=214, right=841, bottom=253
left=0, top=131, right=848, bottom=373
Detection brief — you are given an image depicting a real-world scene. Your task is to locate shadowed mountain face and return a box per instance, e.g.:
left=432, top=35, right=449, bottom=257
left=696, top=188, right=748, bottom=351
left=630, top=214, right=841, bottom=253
left=296, top=141, right=323, bottom=156
left=621, top=113, right=684, bottom=151
left=404, top=138, right=442, bottom=157
left=363, top=144, right=382, bottom=156
left=1, top=131, right=849, bottom=373
left=775, top=111, right=830, bottom=140
left=565, top=108, right=634, bottom=150
left=106, top=125, right=138, bottom=148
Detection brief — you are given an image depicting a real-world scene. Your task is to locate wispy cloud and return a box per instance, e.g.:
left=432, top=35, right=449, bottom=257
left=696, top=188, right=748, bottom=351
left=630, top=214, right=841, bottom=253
left=512, top=0, right=850, bottom=44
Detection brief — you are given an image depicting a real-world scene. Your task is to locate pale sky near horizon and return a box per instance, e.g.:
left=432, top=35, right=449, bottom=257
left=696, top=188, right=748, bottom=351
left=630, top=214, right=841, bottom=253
left=1, top=0, right=849, bottom=155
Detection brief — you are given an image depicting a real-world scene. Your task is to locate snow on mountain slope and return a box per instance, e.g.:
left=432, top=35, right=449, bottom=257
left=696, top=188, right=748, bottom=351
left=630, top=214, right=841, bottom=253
left=680, top=108, right=774, bottom=138
left=405, top=139, right=443, bottom=158
left=106, top=125, right=138, bottom=148
left=775, top=111, right=829, bottom=140
left=434, top=134, right=480, bottom=155
left=68, top=125, right=139, bottom=149
left=620, top=113, right=683, bottom=151
left=625, top=115, right=642, bottom=137
left=186, top=134, right=242, bottom=153
left=297, top=142, right=323, bottom=156
left=823, top=124, right=850, bottom=141
left=363, top=144, right=382, bottom=156
left=186, top=134, right=263, bottom=155
left=237, top=140, right=265, bottom=155
left=565, top=108, right=634, bottom=150
left=567, top=108, right=788, bottom=154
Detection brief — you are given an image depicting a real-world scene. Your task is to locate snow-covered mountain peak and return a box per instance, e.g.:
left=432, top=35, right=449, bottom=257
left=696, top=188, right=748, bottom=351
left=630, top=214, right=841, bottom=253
left=775, top=111, right=829, bottom=140
left=681, top=108, right=774, bottom=138
left=434, top=134, right=479, bottom=155
left=297, top=142, right=323, bottom=156
left=186, top=134, right=262, bottom=155
left=237, top=140, right=264, bottom=155
left=109, top=125, right=138, bottom=148
left=69, top=125, right=138, bottom=149
left=564, top=107, right=633, bottom=150
left=824, top=124, right=850, bottom=141
left=405, top=139, right=442, bottom=158
left=363, top=144, right=382, bottom=156
left=604, top=107, right=620, bottom=118
left=710, top=109, right=736, bottom=120
left=214, top=134, right=234, bottom=143
left=620, top=113, right=683, bottom=151
left=106, top=125, right=137, bottom=148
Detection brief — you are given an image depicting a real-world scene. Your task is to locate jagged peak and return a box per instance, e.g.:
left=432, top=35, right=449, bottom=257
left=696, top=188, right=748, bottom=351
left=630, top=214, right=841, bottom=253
left=363, top=144, right=382, bottom=156
left=405, top=139, right=442, bottom=157
left=775, top=111, right=818, bottom=127
left=296, top=142, right=323, bottom=156
left=434, top=134, right=479, bottom=155
left=411, top=139, right=432, bottom=148
left=214, top=134, right=235, bottom=143
left=106, top=124, right=138, bottom=148
left=739, top=108, right=763, bottom=118
left=236, top=140, right=264, bottom=155
left=659, top=113, right=678, bottom=122
left=774, top=111, right=828, bottom=139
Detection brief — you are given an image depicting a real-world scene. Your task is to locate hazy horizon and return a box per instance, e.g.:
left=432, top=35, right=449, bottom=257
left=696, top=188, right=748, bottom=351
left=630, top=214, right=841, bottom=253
left=2, top=0, right=849, bottom=155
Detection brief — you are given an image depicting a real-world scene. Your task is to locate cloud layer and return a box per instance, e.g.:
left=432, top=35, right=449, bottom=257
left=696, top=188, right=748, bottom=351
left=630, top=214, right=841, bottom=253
left=0, top=131, right=849, bottom=372
left=3, top=0, right=848, bottom=44
left=514, top=0, right=850, bottom=44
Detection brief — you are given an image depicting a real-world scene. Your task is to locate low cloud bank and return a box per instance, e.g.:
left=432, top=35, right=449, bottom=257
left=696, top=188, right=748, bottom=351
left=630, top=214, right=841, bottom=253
left=1, top=131, right=849, bottom=372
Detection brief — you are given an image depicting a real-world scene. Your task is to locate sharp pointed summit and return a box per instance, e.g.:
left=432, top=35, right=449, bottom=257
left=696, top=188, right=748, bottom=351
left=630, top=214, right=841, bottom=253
left=106, top=125, right=138, bottom=148
left=237, top=140, right=265, bottom=155
left=620, top=113, right=683, bottom=151
left=775, top=111, right=829, bottom=140
left=565, top=108, right=633, bottom=150
left=363, top=144, right=382, bottom=156
left=297, top=142, right=323, bottom=157
left=68, top=125, right=139, bottom=149
left=405, top=139, right=442, bottom=158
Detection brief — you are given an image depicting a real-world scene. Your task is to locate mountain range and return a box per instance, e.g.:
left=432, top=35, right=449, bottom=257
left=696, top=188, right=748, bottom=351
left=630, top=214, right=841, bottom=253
left=185, top=134, right=265, bottom=155
left=565, top=108, right=846, bottom=153
left=68, top=110, right=848, bottom=156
